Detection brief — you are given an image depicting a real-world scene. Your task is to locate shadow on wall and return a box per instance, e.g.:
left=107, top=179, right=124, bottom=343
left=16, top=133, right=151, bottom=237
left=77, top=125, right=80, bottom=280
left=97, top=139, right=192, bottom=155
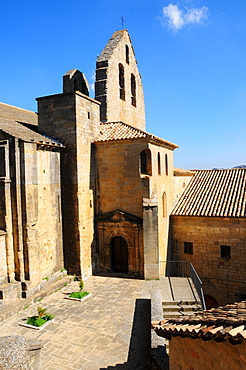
left=100, top=299, right=152, bottom=369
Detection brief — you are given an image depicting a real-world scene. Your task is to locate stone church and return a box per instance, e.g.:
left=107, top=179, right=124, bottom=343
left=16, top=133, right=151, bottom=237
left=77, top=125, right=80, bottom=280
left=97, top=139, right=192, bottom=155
left=0, top=30, right=245, bottom=306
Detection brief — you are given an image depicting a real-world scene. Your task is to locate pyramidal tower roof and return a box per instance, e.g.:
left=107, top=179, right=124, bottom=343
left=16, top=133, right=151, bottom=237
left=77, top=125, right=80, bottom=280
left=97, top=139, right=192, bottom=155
left=97, top=30, right=133, bottom=62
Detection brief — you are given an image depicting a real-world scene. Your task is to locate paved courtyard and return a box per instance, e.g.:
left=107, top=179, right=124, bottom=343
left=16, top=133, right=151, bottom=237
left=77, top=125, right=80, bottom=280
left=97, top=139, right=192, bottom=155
left=0, top=276, right=153, bottom=369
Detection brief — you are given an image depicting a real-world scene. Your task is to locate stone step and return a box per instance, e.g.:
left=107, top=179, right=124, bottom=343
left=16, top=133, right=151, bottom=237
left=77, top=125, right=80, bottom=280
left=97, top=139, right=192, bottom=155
left=162, top=300, right=201, bottom=306
left=162, top=304, right=201, bottom=312
left=163, top=311, right=198, bottom=318
left=0, top=275, right=74, bottom=322
left=163, top=312, right=184, bottom=318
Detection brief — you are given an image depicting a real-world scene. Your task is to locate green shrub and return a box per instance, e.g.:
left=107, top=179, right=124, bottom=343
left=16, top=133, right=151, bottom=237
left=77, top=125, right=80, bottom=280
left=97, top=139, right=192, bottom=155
left=26, top=307, right=54, bottom=327
left=69, top=291, right=89, bottom=299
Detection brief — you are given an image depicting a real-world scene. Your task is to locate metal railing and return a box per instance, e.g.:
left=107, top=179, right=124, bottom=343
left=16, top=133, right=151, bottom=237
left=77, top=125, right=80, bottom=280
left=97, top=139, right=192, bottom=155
left=160, top=261, right=206, bottom=310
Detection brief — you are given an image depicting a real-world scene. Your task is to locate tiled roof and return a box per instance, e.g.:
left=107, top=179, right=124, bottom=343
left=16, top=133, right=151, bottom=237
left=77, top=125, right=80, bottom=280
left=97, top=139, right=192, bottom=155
left=153, top=301, right=246, bottom=342
left=95, top=121, right=178, bottom=150
left=0, top=102, right=38, bottom=126
left=171, top=169, right=246, bottom=217
left=0, top=102, right=64, bottom=147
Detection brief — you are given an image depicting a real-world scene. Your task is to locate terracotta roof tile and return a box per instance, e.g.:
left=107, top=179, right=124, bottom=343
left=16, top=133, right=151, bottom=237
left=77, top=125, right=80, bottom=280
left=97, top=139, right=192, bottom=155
left=171, top=169, right=246, bottom=217
left=153, top=301, right=246, bottom=342
left=95, top=121, right=178, bottom=150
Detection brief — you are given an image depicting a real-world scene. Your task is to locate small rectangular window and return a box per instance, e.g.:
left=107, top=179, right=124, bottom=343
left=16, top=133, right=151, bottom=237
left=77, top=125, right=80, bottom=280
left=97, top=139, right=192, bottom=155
left=184, top=242, right=193, bottom=255
left=221, top=245, right=231, bottom=260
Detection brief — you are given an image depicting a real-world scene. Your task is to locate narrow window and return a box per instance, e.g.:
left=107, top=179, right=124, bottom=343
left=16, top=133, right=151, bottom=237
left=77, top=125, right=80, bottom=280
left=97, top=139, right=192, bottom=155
left=0, top=147, right=6, bottom=177
left=131, top=74, right=136, bottom=107
left=165, top=154, right=168, bottom=176
left=126, top=44, right=129, bottom=64
left=140, top=149, right=152, bottom=175
left=162, top=192, right=167, bottom=218
left=88, top=112, right=90, bottom=119
left=157, top=152, right=161, bottom=175
left=119, top=64, right=125, bottom=100
left=221, top=245, right=231, bottom=260
left=184, top=242, right=193, bottom=255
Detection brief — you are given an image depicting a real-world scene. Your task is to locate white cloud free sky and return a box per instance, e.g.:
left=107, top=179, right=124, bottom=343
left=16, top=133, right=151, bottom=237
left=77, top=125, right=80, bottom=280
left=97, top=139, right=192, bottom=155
left=162, top=3, right=209, bottom=31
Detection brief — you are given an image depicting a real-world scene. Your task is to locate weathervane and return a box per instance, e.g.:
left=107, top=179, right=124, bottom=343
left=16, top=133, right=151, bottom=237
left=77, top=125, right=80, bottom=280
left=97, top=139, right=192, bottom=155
left=120, top=16, right=124, bottom=29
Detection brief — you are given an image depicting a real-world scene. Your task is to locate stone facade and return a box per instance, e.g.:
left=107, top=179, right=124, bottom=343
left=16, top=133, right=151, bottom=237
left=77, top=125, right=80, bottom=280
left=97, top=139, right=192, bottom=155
left=95, top=138, right=176, bottom=278
left=170, top=215, right=246, bottom=305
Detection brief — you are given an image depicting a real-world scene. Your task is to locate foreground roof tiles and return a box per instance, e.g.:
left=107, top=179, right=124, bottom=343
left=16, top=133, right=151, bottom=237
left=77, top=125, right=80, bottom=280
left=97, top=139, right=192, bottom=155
left=96, top=121, right=178, bottom=149
left=172, top=169, right=246, bottom=218
left=154, top=301, right=246, bottom=342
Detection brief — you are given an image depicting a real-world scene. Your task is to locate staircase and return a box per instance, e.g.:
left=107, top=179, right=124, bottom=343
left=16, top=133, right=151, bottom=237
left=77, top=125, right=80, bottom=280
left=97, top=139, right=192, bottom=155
left=162, top=276, right=202, bottom=319
left=162, top=299, right=202, bottom=319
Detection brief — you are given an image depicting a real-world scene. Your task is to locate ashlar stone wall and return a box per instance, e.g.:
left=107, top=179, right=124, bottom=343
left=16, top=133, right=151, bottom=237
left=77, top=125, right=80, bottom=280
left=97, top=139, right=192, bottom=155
left=171, top=215, right=246, bottom=304
left=17, top=142, right=63, bottom=292
left=0, top=132, right=63, bottom=298
left=37, top=90, right=100, bottom=279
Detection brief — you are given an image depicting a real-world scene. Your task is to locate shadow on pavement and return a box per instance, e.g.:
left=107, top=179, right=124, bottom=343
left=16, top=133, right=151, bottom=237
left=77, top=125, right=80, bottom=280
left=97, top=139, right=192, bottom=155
left=100, top=298, right=152, bottom=370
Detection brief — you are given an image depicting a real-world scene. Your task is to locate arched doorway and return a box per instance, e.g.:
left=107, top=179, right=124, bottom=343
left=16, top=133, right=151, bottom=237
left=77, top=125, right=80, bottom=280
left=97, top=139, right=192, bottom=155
left=204, top=294, right=219, bottom=309
left=111, top=236, right=128, bottom=273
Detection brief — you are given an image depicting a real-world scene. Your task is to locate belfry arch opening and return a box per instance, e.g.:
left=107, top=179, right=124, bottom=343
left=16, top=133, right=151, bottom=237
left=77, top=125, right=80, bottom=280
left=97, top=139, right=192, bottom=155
left=119, top=63, right=125, bottom=100
left=131, top=74, right=136, bottom=107
left=111, top=236, right=128, bottom=273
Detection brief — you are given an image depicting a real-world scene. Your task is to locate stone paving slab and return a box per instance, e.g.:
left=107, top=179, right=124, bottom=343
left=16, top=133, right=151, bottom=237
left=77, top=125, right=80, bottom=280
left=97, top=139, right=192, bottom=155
left=0, top=276, right=153, bottom=369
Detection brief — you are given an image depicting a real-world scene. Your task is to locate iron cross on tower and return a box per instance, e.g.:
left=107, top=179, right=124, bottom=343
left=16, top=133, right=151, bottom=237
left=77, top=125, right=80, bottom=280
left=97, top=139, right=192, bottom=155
left=120, top=16, right=124, bottom=29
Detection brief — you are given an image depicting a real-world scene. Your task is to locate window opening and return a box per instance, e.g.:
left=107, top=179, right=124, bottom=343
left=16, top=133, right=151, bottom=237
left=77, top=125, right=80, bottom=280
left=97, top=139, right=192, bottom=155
left=162, top=192, right=167, bottom=218
left=158, top=152, right=161, bottom=175
left=221, top=245, right=231, bottom=260
left=184, top=242, right=193, bottom=255
left=165, top=154, right=168, bottom=176
left=125, top=44, right=129, bottom=64
left=140, top=149, right=152, bottom=175
left=131, top=74, right=136, bottom=107
left=119, top=64, right=125, bottom=100
left=88, top=112, right=90, bottom=119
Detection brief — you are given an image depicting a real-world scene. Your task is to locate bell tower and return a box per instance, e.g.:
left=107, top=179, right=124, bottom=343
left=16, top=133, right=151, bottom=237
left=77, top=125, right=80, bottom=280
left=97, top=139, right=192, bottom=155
left=95, top=30, right=146, bottom=131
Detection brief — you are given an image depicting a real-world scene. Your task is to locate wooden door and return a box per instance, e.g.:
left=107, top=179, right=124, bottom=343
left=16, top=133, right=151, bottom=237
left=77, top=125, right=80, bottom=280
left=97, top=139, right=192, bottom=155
left=112, top=236, right=128, bottom=273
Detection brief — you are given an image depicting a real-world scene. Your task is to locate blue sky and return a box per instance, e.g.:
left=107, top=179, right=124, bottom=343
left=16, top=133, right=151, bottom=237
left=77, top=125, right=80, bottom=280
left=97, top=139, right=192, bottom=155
left=1, top=0, right=246, bottom=169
